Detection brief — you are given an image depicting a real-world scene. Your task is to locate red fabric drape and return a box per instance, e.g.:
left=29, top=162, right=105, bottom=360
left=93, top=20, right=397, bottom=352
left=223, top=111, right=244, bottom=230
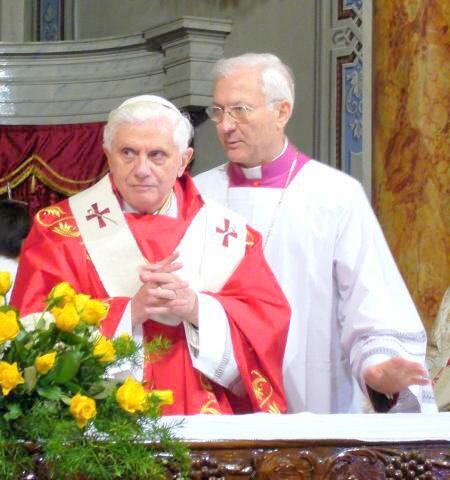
left=0, top=123, right=108, bottom=216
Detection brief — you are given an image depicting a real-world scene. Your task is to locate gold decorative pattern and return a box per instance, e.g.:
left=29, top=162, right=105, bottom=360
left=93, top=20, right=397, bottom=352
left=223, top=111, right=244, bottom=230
left=251, top=370, right=280, bottom=413
left=36, top=205, right=80, bottom=238
left=267, top=403, right=282, bottom=414
left=37, top=205, right=65, bottom=221
left=52, top=222, right=80, bottom=238
left=199, top=395, right=221, bottom=415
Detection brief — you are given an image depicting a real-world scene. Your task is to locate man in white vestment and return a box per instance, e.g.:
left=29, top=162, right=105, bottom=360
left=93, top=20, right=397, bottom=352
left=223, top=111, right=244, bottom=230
left=194, top=53, right=437, bottom=413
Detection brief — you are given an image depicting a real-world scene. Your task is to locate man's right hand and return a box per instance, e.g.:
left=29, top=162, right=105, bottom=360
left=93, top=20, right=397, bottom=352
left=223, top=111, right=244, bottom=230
left=131, top=252, right=197, bottom=327
left=363, top=357, right=430, bottom=395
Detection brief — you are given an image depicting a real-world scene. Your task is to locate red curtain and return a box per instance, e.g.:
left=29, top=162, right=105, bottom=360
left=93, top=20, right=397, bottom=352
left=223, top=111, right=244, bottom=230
left=0, top=123, right=108, bottom=216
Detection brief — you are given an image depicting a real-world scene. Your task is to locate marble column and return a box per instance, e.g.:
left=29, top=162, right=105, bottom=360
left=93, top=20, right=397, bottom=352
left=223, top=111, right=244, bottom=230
left=373, top=1, right=449, bottom=332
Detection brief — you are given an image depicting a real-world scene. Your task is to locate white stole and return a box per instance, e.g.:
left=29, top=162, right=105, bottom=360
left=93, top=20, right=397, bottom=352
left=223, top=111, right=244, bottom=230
left=69, top=174, right=247, bottom=297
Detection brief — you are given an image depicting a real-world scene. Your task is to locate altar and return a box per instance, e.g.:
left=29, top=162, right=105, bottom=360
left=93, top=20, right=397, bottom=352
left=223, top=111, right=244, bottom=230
left=166, top=412, right=450, bottom=479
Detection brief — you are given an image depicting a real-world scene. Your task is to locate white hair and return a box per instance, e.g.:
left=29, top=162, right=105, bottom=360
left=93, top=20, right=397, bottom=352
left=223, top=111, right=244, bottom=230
left=103, top=95, right=194, bottom=153
left=213, top=53, right=295, bottom=108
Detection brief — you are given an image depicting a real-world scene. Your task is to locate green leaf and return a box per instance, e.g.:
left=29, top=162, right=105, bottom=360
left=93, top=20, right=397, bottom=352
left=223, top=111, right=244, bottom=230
left=24, top=365, right=37, bottom=392
left=37, top=385, right=62, bottom=401
left=15, top=330, right=27, bottom=341
left=90, top=379, right=117, bottom=400
left=61, top=332, right=85, bottom=345
left=4, top=403, right=22, bottom=421
left=53, top=351, right=82, bottom=383
left=60, top=394, right=72, bottom=405
left=36, top=314, right=47, bottom=330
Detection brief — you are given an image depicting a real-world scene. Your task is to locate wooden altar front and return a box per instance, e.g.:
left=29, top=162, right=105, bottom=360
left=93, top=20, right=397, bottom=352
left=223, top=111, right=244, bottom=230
left=170, top=412, right=450, bottom=479
left=186, top=439, right=449, bottom=479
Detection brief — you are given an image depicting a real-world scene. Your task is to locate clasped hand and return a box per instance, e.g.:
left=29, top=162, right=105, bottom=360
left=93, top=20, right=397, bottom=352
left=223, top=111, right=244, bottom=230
left=131, top=252, right=198, bottom=328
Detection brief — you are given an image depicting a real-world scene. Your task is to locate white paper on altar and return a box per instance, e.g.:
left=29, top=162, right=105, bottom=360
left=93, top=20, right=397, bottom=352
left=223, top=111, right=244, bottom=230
left=162, top=412, right=450, bottom=443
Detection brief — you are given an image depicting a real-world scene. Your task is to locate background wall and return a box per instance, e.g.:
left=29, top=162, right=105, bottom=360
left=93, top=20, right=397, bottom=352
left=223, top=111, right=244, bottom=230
left=74, top=0, right=315, bottom=173
left=0, top=0, right=33, bottom=41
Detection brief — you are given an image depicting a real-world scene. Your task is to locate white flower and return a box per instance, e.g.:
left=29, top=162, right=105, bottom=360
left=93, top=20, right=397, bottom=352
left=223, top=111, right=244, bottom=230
left=20, top=312, right=55, bottom=332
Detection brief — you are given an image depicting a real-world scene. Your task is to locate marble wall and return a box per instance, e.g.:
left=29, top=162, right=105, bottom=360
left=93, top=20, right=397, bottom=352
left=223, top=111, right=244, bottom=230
left=373, top=1, right=449, bottom=332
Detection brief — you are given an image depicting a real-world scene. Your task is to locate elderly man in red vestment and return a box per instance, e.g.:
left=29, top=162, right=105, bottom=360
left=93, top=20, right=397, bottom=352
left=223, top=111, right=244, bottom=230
left=11, top=95, right=290, bottom=415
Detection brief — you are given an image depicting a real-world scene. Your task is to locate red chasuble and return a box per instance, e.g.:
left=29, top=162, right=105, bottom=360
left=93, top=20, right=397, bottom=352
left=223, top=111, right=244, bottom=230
left=12, top=175, right=289, bottom=415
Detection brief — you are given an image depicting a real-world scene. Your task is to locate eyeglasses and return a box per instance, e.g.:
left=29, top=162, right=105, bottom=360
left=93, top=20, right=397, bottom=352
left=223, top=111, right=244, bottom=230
left=205, top=104, right=262, bottom=123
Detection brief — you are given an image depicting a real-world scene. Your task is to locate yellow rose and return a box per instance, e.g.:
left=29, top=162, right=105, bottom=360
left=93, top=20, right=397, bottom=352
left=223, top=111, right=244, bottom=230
left=0, top=310, right=20, bottom=344
left=119, top=333, right=132, bottom=342
left=73, top=293, right=90, bottom=313
left=69, top=393, right=97, bottom=428
left=48, top=282, right=76, bottom=307
left=35, top=352, right=57, bottom=374
left=93, top=336, right=116, bottom=363
left=80, top=299, right=108, bottom=326
left=0, top=361, right=24, bottom=395
left=0, top=272, right=12, bottom=296
left=53, top=303, right=80, bottom=332
left=150, top=389, right=174, bottom=407
left=116, top=377, right=147, bottom=413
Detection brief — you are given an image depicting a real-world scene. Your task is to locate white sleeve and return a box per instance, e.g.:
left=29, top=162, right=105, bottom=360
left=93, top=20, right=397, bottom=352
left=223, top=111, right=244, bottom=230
left=184, top=293, right=241, bottom=390
left=334, top=182, right=436, bottom=412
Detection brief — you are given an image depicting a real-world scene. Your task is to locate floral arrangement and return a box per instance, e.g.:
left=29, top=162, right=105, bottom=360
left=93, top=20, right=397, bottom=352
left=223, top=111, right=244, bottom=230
left=0, top=272, right=190, bottom=479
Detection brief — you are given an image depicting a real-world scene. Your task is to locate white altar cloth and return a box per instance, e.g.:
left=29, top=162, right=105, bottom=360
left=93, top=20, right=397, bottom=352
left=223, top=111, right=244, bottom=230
left=164, top=412, right=450, bottom=443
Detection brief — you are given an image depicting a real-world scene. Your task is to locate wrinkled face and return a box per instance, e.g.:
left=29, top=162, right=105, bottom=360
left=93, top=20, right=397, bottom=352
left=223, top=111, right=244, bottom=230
left=213, top=67, right=290, bottom=167
left=105, top=119, right=192, bottom=214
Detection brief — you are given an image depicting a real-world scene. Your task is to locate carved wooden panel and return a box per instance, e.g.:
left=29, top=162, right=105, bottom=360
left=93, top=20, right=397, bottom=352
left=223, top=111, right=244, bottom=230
left=185, top=440, right=450, bottom=480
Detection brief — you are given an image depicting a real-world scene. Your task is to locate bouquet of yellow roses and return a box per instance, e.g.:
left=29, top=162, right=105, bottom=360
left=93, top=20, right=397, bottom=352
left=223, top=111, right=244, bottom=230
left=0, top=272, right=190, bottom=479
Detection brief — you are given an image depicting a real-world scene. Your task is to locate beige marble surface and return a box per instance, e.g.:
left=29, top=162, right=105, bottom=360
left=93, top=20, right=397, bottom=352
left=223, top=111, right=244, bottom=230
left=373, top=1, right=450, bottom=332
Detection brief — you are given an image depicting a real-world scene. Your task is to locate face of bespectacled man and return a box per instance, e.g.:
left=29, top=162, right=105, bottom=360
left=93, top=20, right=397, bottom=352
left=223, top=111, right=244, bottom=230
left=104, top=118, right=193, bottom=214
left=212, top=66, right=291, bottom=167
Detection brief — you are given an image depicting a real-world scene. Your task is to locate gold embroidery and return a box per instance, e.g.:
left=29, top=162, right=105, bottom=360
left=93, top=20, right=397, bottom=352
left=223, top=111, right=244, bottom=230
left=251, top=370, right=281, bottom=413
left=36, top=206, right=65, bottom=224
left=36, top=206, right=80, bottom=237
left=200, top=395, right=221, bottom=415
left=53, top=221, right=80, bottom=237
left=267, top=403, right=281, bottom=414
